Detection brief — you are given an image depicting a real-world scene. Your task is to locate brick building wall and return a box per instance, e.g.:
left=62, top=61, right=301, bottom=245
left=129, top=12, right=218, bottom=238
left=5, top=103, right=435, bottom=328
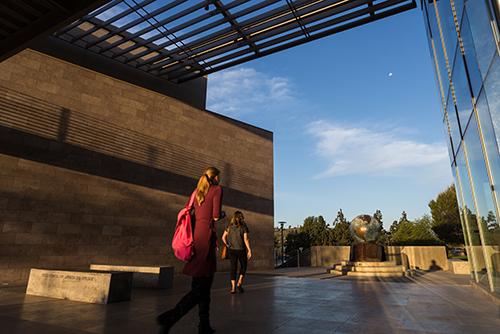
left=0, top=50, right=274, bottom=284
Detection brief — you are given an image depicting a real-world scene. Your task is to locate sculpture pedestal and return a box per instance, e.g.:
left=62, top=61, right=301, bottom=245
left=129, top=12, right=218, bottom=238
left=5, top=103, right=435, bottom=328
left=352, top=243, right=383, bottom=262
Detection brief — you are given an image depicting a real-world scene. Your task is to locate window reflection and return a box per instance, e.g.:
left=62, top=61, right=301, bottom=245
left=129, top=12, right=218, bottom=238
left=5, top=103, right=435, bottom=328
left=475, top=91, right=500, bottom=294
left=464, top=1, right=496, bottom=80
left=443, top=115, right=455, bottom=163
left=451, top=0, right=465, bottom=24
left=452, top=47, right=474, bottom=131
left=436, top=0, right=458, bottom=59
left=464, top=116, right=499, bottom=292
left=459, top=12, right=483, bottom=98
left=456, top=148, right=488, bottom=286
left=453, top=165, right=473, bottom=280
left=428, top=2, right=452, bottom=99
left=484, top=55, right=500, bottom=142
left=447, top=88, right=462, bottom=147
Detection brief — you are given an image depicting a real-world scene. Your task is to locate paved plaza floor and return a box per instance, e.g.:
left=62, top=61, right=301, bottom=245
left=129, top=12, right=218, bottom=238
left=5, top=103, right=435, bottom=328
left=0, top=269, right=499, bottom=334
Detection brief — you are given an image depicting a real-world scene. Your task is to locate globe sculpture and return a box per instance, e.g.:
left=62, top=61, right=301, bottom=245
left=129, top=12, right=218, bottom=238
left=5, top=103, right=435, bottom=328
left=350, top=214, right=382, bottom=243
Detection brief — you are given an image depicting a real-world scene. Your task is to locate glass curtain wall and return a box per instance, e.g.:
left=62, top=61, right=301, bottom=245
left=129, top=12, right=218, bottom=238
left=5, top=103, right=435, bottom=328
left=422, top=0, right=500, bottom=296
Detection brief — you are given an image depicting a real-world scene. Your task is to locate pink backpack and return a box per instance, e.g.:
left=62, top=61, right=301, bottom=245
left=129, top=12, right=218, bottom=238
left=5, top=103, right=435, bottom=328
left=172, top=191, right=197, bottom=262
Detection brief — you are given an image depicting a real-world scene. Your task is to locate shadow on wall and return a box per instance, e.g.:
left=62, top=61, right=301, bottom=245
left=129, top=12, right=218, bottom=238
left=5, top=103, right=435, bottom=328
left=0, top=85, right=273, bottom=215
left=0, top=170, right=183, bottom=284
left=385, top=246, right=448, bottom=271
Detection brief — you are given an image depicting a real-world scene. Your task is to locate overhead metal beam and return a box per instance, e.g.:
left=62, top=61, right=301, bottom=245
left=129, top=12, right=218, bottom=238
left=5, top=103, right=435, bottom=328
left=41, top=0, right=417, bottom=84
left=176, top=0, right=417, bottom=82
left=0, top=0, right=109, bottom=62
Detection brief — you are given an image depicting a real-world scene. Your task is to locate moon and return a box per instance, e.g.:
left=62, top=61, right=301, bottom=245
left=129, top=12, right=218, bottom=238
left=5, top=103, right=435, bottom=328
left=388, top=72, right=393, bottom=77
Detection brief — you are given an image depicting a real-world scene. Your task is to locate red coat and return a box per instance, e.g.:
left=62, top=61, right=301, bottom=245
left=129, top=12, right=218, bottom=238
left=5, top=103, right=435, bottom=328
left=183, top=185, right=222, bottom=277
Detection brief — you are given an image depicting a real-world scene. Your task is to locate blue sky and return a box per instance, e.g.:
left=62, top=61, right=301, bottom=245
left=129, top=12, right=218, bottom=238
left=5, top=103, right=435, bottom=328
left=206, top=6, right=454, bottom=229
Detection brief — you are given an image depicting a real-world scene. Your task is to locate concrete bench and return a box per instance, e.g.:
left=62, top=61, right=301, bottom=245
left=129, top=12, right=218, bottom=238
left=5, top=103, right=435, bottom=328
left=90, top=264, right=174, bottom=289
left=448, top=259, right=470, bottom=275
left=26, top=268, right=132, bottom=304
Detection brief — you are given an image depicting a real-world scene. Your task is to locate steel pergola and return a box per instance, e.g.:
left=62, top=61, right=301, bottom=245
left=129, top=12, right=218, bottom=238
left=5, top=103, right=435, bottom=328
left=52, top=0, right=416, bottom=83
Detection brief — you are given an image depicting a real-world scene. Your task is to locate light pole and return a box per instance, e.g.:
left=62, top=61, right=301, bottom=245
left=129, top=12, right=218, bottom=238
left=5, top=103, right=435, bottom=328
left=279, top=221, right=286, bottom=265
left=298, top=247, right=303, bottom=268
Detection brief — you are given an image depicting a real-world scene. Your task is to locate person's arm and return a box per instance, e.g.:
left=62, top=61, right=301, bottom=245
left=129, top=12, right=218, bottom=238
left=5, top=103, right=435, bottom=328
left=244, top=233, right=252, bottom=260
left=212, top=186, right=222, bottom=221
left=222, top=230, right=229, bottom=247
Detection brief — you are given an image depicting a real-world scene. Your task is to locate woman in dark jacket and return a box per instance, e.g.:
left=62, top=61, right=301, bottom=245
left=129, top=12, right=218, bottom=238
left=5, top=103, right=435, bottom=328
left=222, top=211, right=251, bottom=294
left=157, top=167, right=223, bottom=334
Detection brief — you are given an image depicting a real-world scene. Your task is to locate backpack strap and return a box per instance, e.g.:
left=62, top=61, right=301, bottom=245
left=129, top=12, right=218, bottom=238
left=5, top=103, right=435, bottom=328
left=187, top=190, right=197, bottom=209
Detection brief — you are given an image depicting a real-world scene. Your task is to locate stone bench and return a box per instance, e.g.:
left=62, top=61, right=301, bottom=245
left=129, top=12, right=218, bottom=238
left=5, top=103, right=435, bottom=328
left=448, top=259, right=470, bottom=275
left=26, top=268, right=132, bottom=304
left=90, top=264, right=174, bottom=289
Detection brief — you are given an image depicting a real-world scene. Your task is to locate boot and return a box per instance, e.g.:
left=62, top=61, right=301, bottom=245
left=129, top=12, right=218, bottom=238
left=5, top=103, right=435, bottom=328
left=198, top=319, right=216, bottom=334
left=156, top=309, right=177, bottom=334
left=157, top=290, right=198, bottom=334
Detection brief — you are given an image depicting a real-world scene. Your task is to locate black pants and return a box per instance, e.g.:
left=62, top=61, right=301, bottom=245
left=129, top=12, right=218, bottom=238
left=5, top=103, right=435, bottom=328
left=158, top=275, right=214, bottom=325
left=229, top=249, right=247, bottom=281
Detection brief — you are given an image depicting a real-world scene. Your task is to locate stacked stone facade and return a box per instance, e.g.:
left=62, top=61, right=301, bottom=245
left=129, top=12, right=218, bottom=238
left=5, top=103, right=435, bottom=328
left=0, top=50, right=274, bottom=284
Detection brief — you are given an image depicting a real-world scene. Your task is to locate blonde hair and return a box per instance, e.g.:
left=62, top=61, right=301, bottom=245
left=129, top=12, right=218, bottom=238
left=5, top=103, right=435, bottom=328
left=229, top=211, right=245, bottom=227
left=195, top=167, right=220, bottom=205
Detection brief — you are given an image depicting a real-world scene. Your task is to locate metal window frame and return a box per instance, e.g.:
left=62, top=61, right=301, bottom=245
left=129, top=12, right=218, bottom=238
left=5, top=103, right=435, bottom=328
left=53, top=0, right=416, bottom=83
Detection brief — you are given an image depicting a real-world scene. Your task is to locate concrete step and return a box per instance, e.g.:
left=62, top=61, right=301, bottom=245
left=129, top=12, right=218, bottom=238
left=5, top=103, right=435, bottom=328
left=351, top=261, right=398, bottom=267
left=334, top=264, right=353, bottom=271
left=350, top=266, right=403, bottom=273
left=329, top=269, right=345, bottom=276
left=347, top=271, right=405, bottom=277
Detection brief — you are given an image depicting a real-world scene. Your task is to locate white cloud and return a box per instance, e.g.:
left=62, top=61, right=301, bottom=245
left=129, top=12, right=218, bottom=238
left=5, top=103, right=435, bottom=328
left=207, top=67, right=295, bottom=116
left=308, top=120, right=450, bottom=178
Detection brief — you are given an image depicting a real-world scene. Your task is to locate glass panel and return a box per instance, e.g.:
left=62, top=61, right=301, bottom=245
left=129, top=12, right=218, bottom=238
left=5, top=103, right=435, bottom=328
left=436, top=0, right=458, bottom=59
left=459, top=12, right=484, bottom=98
left=464, top=115, right=498, bottom=292
left=453, top=165, right=474, bottom=281
left=428, top=2, right=452, bottom=99
left=457, top=149, right=488, bottom=285
left=424, top=3, right=447, bottom=107
left=478, top=91, right=500, bottom=297
left=465, top=0, right=496, bottom=80
left=484, top=54, right=500, bottom=149
left=453, top=0, right=464, bottom=23
left=447, top=89, right=462, bottom=148
left=456, top=148, right=489, bottom=286
left=443, top=115, right=455, bottom=163
left=452, top=47, right=474, bottom=131
left=476, top=90, right=500, bottom=196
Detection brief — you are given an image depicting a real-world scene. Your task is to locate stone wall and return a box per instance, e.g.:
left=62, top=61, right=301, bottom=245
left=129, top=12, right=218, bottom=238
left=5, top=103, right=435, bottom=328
left=0, top=50, right=274, bottom=284
left=385, top=246, right=449, bottom=271
left=310, top=246, right=351, bottom=267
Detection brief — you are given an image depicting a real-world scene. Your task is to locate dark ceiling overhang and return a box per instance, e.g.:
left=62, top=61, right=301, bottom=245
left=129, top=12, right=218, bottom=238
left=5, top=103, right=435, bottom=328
left=0, top=0, right=109, bottom=62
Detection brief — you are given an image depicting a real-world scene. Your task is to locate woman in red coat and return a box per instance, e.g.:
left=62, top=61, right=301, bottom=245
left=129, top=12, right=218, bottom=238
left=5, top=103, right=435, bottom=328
left=157, top=167, right=223, bottom=334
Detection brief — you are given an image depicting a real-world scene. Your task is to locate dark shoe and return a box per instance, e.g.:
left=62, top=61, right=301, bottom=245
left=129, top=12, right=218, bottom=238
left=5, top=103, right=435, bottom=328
left=156, top=310, right=176, bottom=334
left=237, top=285, right=244, bottom=293
left=199, top=322, right=216, bottom=334
left=230, top=289, right=236, bottom=294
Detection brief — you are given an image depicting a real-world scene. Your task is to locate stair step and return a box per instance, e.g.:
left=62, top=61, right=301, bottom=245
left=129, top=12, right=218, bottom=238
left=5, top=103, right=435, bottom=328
left=351, top=261, right=398, bottom=267
left=334, top=265, right=353, bottom=271
left=347, top=271, right=405, bottom=277
left=351, top=266, right=403, bottom=273
left=329, top=269, right=345, bottom=276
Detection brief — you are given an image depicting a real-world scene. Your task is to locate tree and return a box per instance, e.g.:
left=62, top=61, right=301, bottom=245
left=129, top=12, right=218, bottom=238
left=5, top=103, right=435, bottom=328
left=389, top=211, right=408, bottom=237
left=301, top=216, right=330, bottom=246
left=284, top=231, right=310, bottom=253
left=412, top=215, right=442, bottom=245
left=390, top=215, right=443, bottom=246
left=330, top=209, right=353, bottom=246
left=372, top=209, right=389, bottom=245
left=428, top=185, right=463, bottom=245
